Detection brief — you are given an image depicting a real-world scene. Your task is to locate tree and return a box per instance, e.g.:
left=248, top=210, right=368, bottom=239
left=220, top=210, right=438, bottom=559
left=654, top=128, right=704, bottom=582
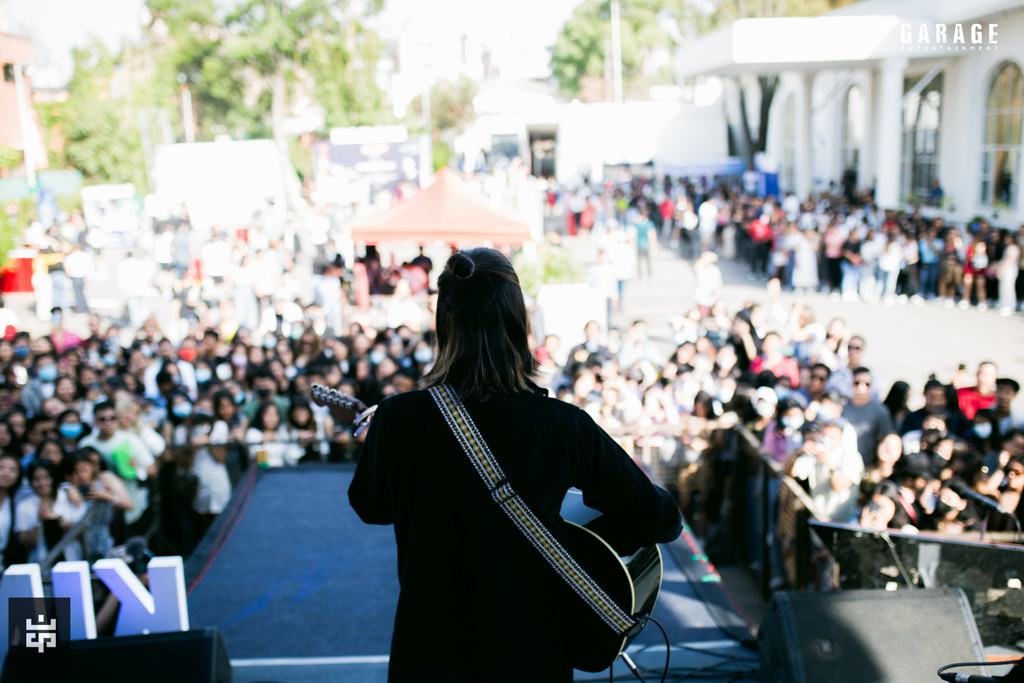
left=145, top=0, right=392, bottom=141
left=410, top=76, right=478, bottom=136
left=38, top=40, right=147, bottom=190
left=224, top=0, right=391, bottom=139
left=661, top=0, right=857, bottom=170
left=550, top=0, right=673, bottom=99
left=147, top=0, right=265, bottom=141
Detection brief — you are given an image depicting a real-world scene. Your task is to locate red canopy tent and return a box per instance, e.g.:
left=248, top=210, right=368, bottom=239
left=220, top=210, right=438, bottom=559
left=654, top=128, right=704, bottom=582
left=349, top=167, right=533, bottom=246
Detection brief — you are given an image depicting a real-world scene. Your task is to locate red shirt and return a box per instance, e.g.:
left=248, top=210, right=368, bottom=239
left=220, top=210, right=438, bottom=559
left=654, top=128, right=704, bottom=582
left=957, top=386, right=996, bottom=420
left=749, top=219, right=771, bottom=243
left=660, top=199, right=675, bottom=220
left=749, top=355, right=800, bottom=387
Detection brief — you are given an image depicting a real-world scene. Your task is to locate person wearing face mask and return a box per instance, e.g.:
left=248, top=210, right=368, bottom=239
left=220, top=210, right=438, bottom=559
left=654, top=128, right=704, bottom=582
left=21, top=354, right=61, bottom=417
left=411, top=342, right=434, bottom=370
left=142, top=339, right=198, bottom=402
left=924, top=480, right=970, bottom=534
left=617, top=320, right=663, bottom=369
left=969, top=409, right=1001, bottom=455
left=762, top=398, right=805, bottom=465
left=193, top=361, right=215, bottom=388
left=564, top=321, right=612, bottom=378
left=787, top=421, right=864, bottom=522
left=748, top=386, right=779, bottom=443
left=56, top=409, right=89, bottom=453
left=241, top=366, right=291, bottom=422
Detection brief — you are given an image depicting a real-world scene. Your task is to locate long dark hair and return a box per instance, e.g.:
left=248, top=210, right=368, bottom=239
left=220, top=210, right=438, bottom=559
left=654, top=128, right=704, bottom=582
left=883, top=380, right=910, bottom=421
left=422, top=249, right=537, bottom=401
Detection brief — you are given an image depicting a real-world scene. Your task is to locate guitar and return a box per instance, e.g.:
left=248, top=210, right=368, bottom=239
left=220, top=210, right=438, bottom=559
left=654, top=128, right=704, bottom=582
left=312, top=383, right=663, bottom=672
left=559, top=489, right=664, bottom=672
left=310, top=383, right=374, bottom=433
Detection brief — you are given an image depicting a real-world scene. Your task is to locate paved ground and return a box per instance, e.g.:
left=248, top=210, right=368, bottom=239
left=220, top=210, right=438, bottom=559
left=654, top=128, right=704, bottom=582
left=567, top=235, right=1024, bottom=412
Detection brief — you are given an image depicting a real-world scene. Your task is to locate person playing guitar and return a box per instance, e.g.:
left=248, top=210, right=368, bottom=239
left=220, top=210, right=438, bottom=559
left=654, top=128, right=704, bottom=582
left=333, top=248, right=681, bottom=682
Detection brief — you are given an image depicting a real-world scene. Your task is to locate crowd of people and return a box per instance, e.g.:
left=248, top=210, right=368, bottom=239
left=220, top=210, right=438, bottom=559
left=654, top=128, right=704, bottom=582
left=559, top=179, right=1024, bottom=316
left=0, top=172, right=1020, bottom=605
left=549, top=174, right=1024, bottom=590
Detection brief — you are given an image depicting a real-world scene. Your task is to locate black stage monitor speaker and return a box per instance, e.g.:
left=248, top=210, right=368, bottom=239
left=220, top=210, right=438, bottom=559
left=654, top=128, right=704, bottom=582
left=759, top=588, right=988, bottom=683
left=2, top=627, right=232, bottom=683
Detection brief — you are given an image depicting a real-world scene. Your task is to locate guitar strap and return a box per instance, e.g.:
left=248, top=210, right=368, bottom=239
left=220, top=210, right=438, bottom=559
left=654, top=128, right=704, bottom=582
left=428, top=384, right=637, bottom=635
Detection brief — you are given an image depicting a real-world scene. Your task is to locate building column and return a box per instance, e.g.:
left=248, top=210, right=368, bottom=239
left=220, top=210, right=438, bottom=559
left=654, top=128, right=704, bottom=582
left=796, top=72, right=814, bottom=201
left=876, top=58, right=907, bottom=209
left=860, top=69, right=878, bottom=192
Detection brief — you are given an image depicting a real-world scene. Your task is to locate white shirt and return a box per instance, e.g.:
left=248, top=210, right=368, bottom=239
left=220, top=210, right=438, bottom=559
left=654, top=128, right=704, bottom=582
left=63, top=250, right=92, bottom=279
left=698, top=200, right=718, bottom=232
left=143, top=359, right=198, bottom=401
left=200, top=241, right=232, bottom=278
left=0, top=494, right=42, bottom=566
left=693, top=263, right=723, bottom=307
left=24, top=486, right=87, bottom=563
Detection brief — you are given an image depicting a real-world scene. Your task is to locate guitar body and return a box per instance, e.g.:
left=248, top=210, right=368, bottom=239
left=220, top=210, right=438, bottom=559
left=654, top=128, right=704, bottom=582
left=559, top=522, right=664, bottom=672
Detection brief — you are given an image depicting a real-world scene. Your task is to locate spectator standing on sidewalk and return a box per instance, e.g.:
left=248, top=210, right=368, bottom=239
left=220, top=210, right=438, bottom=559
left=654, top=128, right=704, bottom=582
left=63, top=245, right=92, bottom=314
left=997, top=230, right=1020, bottom=316
left=692, top=251, right=723, bottom=318
left=841, top=229, right=864, bottom=300
left=633, top=207, right=656, bottom=281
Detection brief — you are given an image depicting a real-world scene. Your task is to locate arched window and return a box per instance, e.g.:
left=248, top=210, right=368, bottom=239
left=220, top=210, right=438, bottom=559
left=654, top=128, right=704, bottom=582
left=782, top=94, right=796, bottom=194
left=981, top=61, right=1024, bottom=208
left=841, top=86, right=864, bottom=183
left=902, top=73, right=943, bottom=204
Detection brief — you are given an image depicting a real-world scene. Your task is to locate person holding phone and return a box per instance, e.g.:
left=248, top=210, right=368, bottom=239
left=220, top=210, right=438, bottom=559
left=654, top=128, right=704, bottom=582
left=66, top=451, right=131, bottom=562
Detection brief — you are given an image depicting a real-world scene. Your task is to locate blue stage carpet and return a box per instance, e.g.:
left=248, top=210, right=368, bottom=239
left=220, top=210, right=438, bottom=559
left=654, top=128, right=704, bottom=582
left=185, top=466, right=757, bottom=681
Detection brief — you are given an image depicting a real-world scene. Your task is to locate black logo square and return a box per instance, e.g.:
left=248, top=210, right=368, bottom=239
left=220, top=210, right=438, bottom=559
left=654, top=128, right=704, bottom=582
left=7, top=597, right=70, bottom=671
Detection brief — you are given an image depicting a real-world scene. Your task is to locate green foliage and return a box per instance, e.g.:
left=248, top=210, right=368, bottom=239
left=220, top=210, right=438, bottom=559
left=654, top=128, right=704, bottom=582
left=0, top=147, right=22, bottom=171
left=288, top=137, right=312, bottom=184
left=0, top=199, right=33, bottom=267
left=513, top=244, right=584, bottom=298
left=670, top=0, right=859, bottom=36
left=146, top=0, right=392, bottom=140
left=551, top=0, right=672, bottom=97
left=56, top=194, right=84, bottom=216
left=432, top=140, right=451, bottom=173
left=411, top=76, right=478, bottom=135
left=550, top=0, right=862, bottom=97
left=42, top=40, right=148, bottom=192
left=0, top=212, right=21, bottom=269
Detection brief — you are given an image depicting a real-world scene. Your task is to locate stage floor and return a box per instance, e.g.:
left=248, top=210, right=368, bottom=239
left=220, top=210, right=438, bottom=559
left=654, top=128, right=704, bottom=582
left=184, top=466, right=760, bottom=682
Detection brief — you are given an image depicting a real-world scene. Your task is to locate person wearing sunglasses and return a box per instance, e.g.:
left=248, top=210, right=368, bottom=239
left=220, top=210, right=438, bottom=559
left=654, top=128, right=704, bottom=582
left=825, top=335, right=875, bottom=401
left=841, top=367, right=896, bottom=465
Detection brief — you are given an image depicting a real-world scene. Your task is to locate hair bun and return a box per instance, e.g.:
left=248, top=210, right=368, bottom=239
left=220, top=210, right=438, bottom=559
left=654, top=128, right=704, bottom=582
left=451, top=252, right=476, bottom=280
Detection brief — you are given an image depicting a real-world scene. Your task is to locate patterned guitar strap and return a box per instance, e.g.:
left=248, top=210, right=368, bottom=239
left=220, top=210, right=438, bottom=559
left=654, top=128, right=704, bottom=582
left=428, top=384, right=637, bottom=635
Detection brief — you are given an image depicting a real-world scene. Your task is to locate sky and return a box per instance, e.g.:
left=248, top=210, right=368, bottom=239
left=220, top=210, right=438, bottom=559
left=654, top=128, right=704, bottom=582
left=3, top=0, right=582, bottom=86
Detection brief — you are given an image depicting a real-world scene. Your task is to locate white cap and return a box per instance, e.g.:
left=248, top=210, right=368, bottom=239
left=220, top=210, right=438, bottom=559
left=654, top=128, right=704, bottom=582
left=754, top=386, right=778, bottom=405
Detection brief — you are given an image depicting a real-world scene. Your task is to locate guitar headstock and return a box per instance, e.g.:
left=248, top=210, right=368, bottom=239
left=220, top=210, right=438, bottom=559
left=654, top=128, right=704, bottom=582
left=310, top=383, right=369, bottom=425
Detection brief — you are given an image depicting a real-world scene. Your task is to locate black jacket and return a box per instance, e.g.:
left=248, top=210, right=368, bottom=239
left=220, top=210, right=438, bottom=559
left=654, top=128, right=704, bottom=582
left=349, top=387, right=682, bottom=682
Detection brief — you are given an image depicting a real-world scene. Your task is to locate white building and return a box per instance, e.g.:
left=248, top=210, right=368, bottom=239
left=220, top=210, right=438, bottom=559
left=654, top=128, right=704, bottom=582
left=456, top=79, right=733, bottom=186
left=677, top=0, right=1024, bottom=224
